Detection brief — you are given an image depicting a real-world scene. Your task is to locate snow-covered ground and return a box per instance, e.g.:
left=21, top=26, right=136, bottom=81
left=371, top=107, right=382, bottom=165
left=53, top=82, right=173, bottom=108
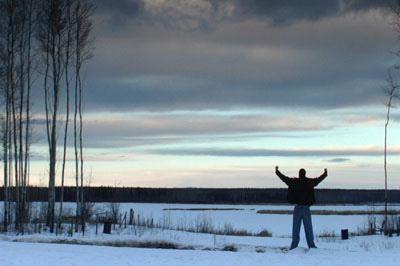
left=1, top=235, right=400, bottom=266
left=1, top=203, right=400, bottom=266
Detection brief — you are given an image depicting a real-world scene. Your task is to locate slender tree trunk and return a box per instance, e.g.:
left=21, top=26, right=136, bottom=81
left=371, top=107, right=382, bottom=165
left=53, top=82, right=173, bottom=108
left=23, top=0, right=35, bottom=230
left=3, top=81, right=10, bottom=233
left=18, top=0, right=28, bottom=232
left=384, top=99, right=390, bottom=234
left=59, top=0, right=73, bottom=231
left=383, top=70, right=399, bottom=235
left=2, top=1, right=12, bottom=231
left=76, top=13, right=84, bottom=231
left=79, top=71, right=84, bottom=233
left=74, top=56, right=79, bottom=232
left=7, top=0, right=22, bottom=230
left=3, top=123, right=9, bottom=232
left=73, top=0, right=94, bottom=234
left=48, top=34, right=61, bottom=232
left=74, top=7, right=80, bottom=229
left=42, top=9, right=52, bottom=230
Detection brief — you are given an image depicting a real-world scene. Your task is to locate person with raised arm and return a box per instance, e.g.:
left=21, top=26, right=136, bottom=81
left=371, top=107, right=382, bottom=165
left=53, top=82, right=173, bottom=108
left=275, top=166, right=328, bottom=250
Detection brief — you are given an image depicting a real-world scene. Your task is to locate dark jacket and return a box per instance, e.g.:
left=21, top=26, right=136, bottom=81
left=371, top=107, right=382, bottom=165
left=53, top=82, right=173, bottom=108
left=275, top=169, right=327, bottom=205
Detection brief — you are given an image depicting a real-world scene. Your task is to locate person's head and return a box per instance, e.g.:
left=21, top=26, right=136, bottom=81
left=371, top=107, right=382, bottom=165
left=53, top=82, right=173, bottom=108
left=299, top=168, right=306, bottom=178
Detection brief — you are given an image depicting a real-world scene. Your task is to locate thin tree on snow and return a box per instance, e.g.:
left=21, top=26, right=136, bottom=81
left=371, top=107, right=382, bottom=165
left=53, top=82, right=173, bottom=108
left=383, top=70, right=399, bottom=234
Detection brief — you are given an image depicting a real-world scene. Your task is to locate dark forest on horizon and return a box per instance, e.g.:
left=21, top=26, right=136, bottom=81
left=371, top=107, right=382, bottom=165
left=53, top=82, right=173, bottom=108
left=0, top=187, right=399, bottom=205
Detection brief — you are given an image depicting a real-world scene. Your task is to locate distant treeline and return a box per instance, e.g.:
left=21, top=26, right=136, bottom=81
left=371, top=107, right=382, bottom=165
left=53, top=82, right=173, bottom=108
left=0, top=187, right=399, bottom=204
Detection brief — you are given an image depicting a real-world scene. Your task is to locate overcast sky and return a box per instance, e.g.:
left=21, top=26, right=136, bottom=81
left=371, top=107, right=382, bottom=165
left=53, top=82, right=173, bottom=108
left=30, top=0, right=400, bottom=189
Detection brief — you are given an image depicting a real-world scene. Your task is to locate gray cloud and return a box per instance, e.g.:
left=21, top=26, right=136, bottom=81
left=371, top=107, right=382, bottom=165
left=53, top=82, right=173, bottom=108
left=85, top=75, right=387, bottom=112
left=149, top=147, right=395, bottom=157
left=33, top=110, right=353, bottom=150
left=83, top=0, right=396, bottom=113
left=232, top=0, right=392, bottom=25
left=79, top=112, right=330, bottom=148
left=95, top=0, right=144, bottom=27
left=326, top=158, right=351, bottom=163
left=94, top=0, right=392, bottom=30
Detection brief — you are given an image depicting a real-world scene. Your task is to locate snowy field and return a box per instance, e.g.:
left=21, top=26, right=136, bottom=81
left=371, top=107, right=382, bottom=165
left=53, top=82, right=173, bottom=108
left=1, top=203, right=400, bottom=266
left=116, top=203, right=396, bottom=237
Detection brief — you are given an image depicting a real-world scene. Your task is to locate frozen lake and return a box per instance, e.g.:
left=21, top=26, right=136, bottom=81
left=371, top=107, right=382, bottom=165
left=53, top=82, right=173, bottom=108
left=55, top=202, right=400, bottom=237
left=2, top=202, right=397, bottom=236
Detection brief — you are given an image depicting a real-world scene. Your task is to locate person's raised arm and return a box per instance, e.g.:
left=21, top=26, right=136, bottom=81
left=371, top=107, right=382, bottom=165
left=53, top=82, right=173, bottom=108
left=312, top=168, right=328, bottom=187
left=275, top=166, right=291, bottom=185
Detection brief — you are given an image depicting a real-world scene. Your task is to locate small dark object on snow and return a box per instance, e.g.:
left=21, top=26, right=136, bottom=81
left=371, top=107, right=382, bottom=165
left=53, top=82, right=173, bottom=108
left=103, top=220, right=112, bottom=234
left=341, top=229, right=348, bottom=240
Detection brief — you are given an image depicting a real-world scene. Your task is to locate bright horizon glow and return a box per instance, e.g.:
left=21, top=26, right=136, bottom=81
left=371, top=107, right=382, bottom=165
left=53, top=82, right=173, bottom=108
left=23, top=105, right=400, bottom=189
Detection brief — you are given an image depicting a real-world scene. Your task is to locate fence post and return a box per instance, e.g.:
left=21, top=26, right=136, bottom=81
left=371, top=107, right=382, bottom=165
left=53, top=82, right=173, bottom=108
left=129, top=209, right=134, bottom=225
left=69, top=221, right=73, bottom=237
left=96, top=215, right=99, bottom=235
left=103, top=220, right=112, bottom=234
left=341, top=229, right=348, bottom=240
left=398, top=217, right=400, bottom=236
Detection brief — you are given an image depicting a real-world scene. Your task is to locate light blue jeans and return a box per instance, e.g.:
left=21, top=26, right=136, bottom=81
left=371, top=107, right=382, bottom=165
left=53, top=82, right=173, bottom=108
left=290, top=205, right=316, bottom=249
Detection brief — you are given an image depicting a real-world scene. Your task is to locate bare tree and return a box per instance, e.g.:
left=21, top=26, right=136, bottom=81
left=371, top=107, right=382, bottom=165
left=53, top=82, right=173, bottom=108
left=57, top=0, right=73, bottom=232
left=0, top=0, right=36, bottom=233
left=1, top=0, right=18, bottom=232
left=0, top=0, right=94, bottom=234
left=72, top=0, right=94, bottom=233
left=36, top=0, right=94, bottom=234
left=383, top=70, right=399, bottom=234
left=37, top=0, right=70, bottom=233
left=0, top=1, right=12, bottom=232
left=22, top=0, right=36, bottom=232
left=16, top=0, right=36, bottom=233
left=385, top=0, right=400, bottom=235
left=0, top=1, right=10, bottom=231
